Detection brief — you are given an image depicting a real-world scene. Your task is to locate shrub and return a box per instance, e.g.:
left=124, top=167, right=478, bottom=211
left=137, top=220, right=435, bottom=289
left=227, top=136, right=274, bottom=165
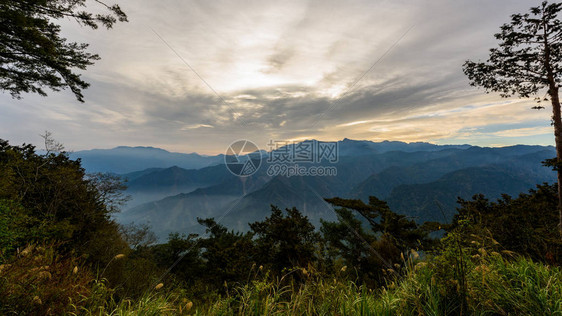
left=0, top=245, right=94, bottom=315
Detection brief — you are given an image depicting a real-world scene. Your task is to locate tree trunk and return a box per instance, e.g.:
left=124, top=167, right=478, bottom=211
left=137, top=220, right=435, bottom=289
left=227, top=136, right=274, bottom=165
left=551, top=87, right=562, bottom=237
left=543, top=18, right=562, bottom=236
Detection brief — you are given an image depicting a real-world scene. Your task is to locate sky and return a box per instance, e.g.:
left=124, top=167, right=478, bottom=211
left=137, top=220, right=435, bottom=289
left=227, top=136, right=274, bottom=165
left=0, top=0, right=555, bottom=155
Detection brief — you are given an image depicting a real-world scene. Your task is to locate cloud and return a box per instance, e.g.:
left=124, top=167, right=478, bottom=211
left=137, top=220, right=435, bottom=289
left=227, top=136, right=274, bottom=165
left=180, top=124, right=214, bottom=130
left=0, top=0, right=552, bottom=153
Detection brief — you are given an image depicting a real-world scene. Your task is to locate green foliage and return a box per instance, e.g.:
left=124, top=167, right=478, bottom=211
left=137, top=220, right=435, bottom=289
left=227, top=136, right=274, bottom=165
left=463, top=1, right=562, bottom=99
left=0, top=245, right=95, bottom=315
left=0, top=0, right=127, bottom=101
left=390, top=251, right=562, bottom=315
left=320, top=206, right=383, bottom=286
left=0, top=138, right=129, bottom=264
left=470, top=255, right=562, bottom=314
left=326, top=196, right=434, bottom=251
left=198, top=218, right=256, bottom=287
left=463, top=0, right=562, bottom=236
left=70, top=277, right=195, bottom=315
left=321, top=196, right=437, bottom=287
left=206, top=273, right=387, bottom=315
left=0, top=200, right=35, bottom=259
left=0, top=137, right=145, bottom=309
left=150, top=232, right=203, bottom=287
left=198, top=253, right=562, bottom=315
left=451, top=183, right=562, bottom=264
left=250, top=206, right=320, bottom=275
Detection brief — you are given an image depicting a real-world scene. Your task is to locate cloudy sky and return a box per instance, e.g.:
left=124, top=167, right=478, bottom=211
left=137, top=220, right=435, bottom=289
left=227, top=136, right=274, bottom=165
left=0, top=0, right=555, bottom=154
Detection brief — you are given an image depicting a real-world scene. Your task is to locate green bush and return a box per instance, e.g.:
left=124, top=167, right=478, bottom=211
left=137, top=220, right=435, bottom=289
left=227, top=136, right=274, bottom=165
left=0, top=245, right=94, bottom=315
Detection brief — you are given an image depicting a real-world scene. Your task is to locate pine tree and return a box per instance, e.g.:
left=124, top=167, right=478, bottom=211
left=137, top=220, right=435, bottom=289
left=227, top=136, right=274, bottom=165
left=463, top=1, right=562, bottom=234
left=0, top=0, right=127, bottom=101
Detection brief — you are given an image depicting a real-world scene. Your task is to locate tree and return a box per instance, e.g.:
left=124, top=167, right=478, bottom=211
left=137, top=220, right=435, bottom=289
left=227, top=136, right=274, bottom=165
left=197, top=218, right=256, bottom=287
left=0, top=137, right=129, bottom=263
left=322, top=196, right=436, bottom=286
left=249, top=206, right=320, bottom=274
left=451, top=184, right=562, bottom=264
left=0, top=0, right=127, bottom=102
left=325, top=196, right=433, bottom=251
left=320, top=207, right=381, bottom=285
left=463, top=1, right=562, bottom=234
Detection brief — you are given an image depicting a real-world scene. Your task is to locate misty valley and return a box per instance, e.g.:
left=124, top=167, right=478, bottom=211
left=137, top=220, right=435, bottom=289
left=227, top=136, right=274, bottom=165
left=71, top=139, right=556, bottom=240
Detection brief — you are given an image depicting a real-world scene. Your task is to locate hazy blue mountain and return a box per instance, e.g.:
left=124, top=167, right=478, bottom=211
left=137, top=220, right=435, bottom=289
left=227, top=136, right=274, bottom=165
left=121, top=168, right=164, bottom=181
left=352, top=146, right=556, bottom=201
left=222, top=176, right=340, bottom=233
left=121, top=147, right=464, bottom=215
left=117, top=175, right=270, bottom=238
left=337, top=138, right=471, bottom=156
left=386, top=154, right=556, bottom=223
left=112, top=140, right=556, bottom=240
left=73, top=140, right=471, bottom=174
left=70, top=146, right=224, bottom=173
left=118, top=149, right=462, bottom=238
left=121, top=174, right=341, bottom=239
left=272, top=139, right=471, bottom=157
left=122, top=165, right=233, bottom=207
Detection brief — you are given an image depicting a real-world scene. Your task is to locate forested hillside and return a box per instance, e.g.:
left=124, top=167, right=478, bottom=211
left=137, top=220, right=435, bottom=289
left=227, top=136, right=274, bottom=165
left=1, top=138, right=561, bottom=315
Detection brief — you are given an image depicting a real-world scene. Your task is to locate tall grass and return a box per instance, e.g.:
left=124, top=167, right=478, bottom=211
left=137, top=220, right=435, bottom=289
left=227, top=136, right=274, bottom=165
left=197, top=255, right=562, bottom=315
left=9, top=250, right=559, bottom=315
left=73, top=280, right=195, bottom=316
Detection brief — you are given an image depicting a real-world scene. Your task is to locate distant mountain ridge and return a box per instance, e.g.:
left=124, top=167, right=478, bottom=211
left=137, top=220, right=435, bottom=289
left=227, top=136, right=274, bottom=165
left=122, top=164, right=236, bottom=207
left=71, top=140, right=477, bottom=175
left=69, top=146, right=224, bottom=173
left=111, top=140, right=556, bottom=239
left=337, top=138, right=472, bottom=155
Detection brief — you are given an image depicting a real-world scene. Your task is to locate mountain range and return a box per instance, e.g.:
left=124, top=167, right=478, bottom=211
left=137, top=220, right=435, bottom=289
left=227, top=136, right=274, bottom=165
left=69, top=146, right=224, bottom=173
left=71, top=140, right=556, bottom=240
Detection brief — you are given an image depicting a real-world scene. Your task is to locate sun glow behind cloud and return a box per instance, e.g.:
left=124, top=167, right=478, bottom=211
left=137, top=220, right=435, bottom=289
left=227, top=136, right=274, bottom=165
left=0, top=0, right=554, bottom=154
